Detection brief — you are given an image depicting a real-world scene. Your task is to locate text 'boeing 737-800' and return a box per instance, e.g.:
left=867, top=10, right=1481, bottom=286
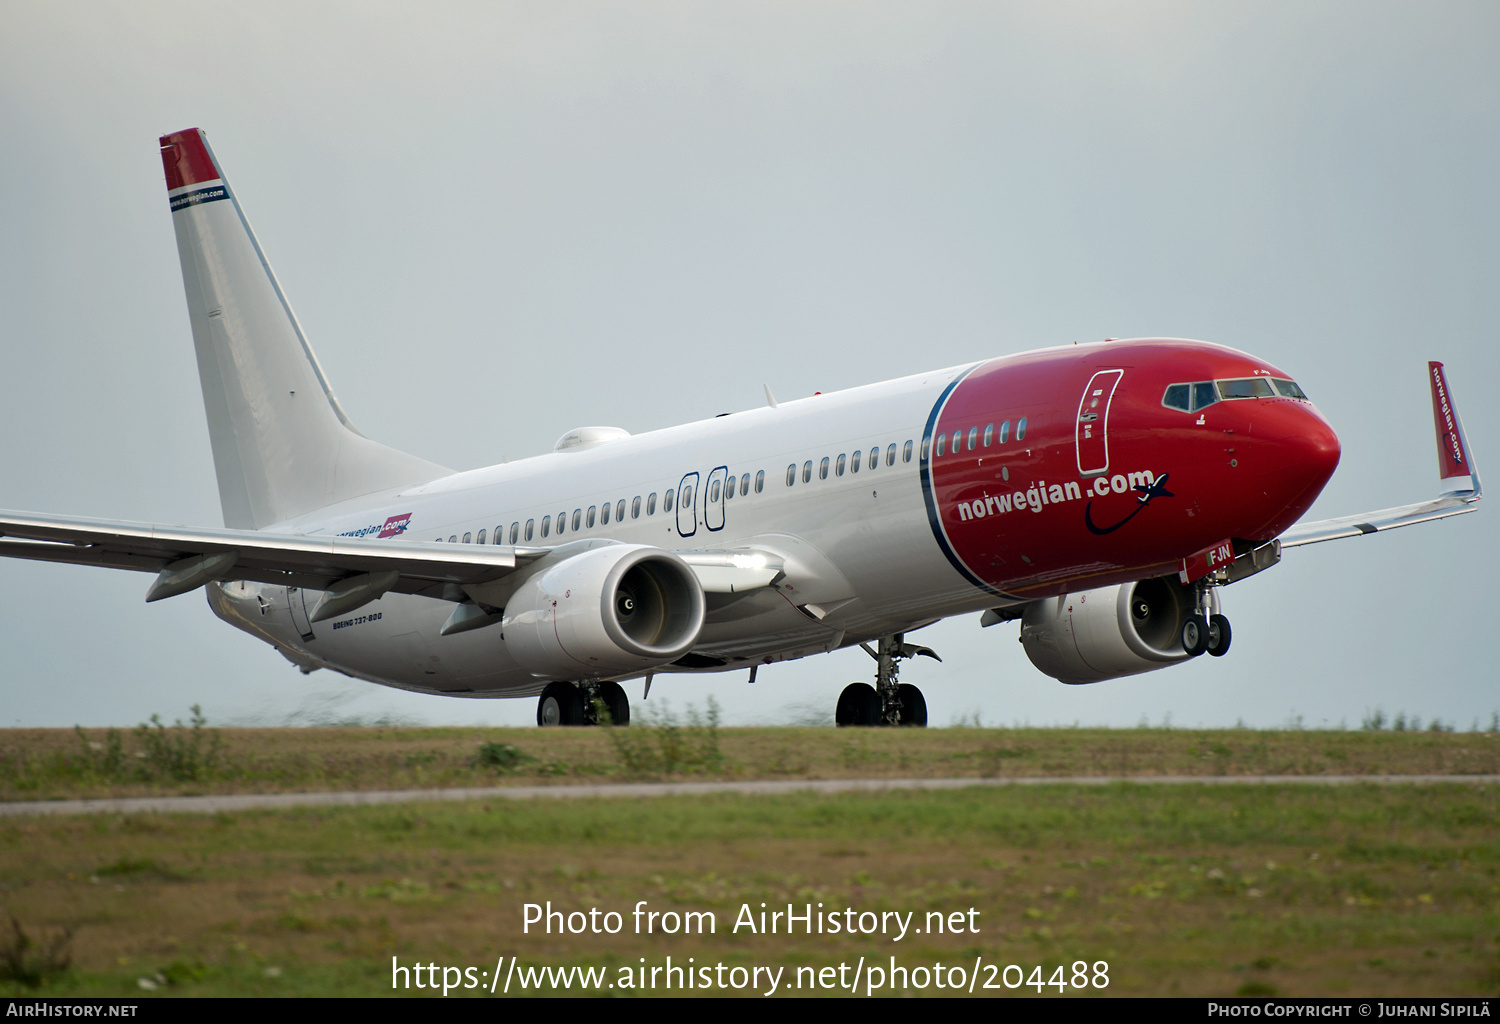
left=0, top=129, right=1482, bottom=727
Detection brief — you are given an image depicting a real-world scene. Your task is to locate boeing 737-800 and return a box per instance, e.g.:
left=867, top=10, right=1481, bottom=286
left=0, top=129, right=1483, bottom=726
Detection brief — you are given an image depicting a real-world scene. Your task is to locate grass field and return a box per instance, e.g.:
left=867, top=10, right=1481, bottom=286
left=1, top=723, right=1498, bottom=998
left=3, top=715, right=1499, bottom=801
left=1, top=781, right=1496, bottom=997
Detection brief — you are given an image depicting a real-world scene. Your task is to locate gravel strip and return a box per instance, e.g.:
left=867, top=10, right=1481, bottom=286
left=1, top=774, right=1496, bottom=817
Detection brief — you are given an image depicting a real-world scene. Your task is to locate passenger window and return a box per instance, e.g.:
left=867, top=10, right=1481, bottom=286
left=573, top=509, right=582, bottom=531
left=511, top=522, right=520, bottom=544
left=616, top=499, right=626, bottom=521
left=836, top=454, right=846, bottom=476
left=786, top=464, right=796, bottom=486
left=449, top=535, right=457, bottom=543
left=586, top=507, right=596, bottom=528
left=983, top=424, right=993, bottom=447
left=601, top=502, right=610, bottom=524
left=540, top=517, right=550, bottom=538
left=710, top=479, right=721, bottom=502
left=1192, top=382, right=1218, bottom=411
left=952, top=430, right=963, bottom=452
left=1016, top=418, right=1027, bottom=441
left=647, top=493, right=657, bottom=515
left=476, top=529, right=485, bottom=545
left=936, top=434, right=946, bottom=457
left=819, top=457, right=829, bottom=480
left=524, top=519, right=533, bottom=541
left=755, top=470, right=764, bottom=493
left=632, top=496, right=641, bottom=519
left=871, top=447, right=880, bottom=469
left=851, top=449, right=861, bottom=473
left=802, top=461, right=812, bottom=483
left=664, top=489, right=674, bottom=512
left=741, top=473, right=750, bottom=496
left=967, top=427, right=978, bottom=450
left=999, top=420, right=1010, bottom=443
left=888, top=443, right=898, bottom=466
left=555, top=512, right=565, bottom=535
left=1162, top=383, right=1191, bottom=412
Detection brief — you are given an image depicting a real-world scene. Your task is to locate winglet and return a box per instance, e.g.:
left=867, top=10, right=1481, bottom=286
left=1429, top=361, right=1481, bottom=498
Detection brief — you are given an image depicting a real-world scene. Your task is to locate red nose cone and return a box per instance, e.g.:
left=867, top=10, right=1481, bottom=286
left=1254, top=407, right=1341, bottom=539
left=1297, top=412, right=1342, bottom=485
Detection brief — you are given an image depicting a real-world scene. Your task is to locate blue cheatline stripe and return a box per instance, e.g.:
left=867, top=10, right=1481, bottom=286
left=169, top=184, right=232, bottom=212
left=919, top=363, right=1018, bottom=600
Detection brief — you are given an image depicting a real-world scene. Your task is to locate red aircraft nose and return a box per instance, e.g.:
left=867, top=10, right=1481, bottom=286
left=1251, top=403, right=1342, bottom=539
left=1289, top=408, right=1341, bottom=481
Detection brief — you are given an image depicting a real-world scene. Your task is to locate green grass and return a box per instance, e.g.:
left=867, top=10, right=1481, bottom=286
left=4, top=722, right=1498, bottom=802
left=2, top=783, right=1496, bottom=997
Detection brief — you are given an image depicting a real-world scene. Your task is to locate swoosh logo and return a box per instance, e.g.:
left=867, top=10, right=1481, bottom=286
left=1084, top=473, right=1175, bottom=535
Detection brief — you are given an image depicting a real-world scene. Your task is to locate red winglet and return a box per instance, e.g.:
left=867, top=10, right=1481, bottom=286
left=1428, top=361, right=1471, bottom=481
left=159, top=129, right=221, bottom=191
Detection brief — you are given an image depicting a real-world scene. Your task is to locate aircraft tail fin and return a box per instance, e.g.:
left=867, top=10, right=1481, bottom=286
left=159, top=128, right=449, bottom=530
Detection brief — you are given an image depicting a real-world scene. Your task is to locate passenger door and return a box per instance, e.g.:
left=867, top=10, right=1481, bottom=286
left=1075, top=369, right=1124, bottom=477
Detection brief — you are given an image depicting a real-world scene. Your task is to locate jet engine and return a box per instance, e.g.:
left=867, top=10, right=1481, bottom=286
left=503, top=544, right=706, bottom=679
left=1020, top=576, right=1199, bottom=684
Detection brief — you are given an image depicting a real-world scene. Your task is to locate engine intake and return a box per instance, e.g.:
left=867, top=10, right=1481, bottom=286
left=1020, top=576, right=1195, bottom=684
left=503, top=545, right=706, bottom=679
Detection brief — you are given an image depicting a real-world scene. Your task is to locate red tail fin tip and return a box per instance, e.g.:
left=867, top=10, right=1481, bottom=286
left=159, top=128, right=220, bottom=191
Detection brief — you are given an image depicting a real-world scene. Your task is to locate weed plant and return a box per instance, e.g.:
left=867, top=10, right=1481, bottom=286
left=72, top=705, right=223, bottom=783
left=603, top=697, right=725, bottom=777
left=0, top=915, right=74, bottom=988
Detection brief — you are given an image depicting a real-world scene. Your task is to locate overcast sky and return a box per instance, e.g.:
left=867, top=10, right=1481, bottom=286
left=1, top=1, right=1496, bottom=729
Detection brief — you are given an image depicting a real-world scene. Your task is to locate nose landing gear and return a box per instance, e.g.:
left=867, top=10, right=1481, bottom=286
left=1181, top=585, right=1232, bottom=658
left=836, top=633, right=939, bottom=727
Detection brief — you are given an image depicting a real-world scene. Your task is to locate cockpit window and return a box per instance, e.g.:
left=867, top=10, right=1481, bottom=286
left=1271, top=378, right=1308, bottom=400
left=1163, top=381, right=1221, bottom=413
left=1217, top=377, right=1275, bottom=400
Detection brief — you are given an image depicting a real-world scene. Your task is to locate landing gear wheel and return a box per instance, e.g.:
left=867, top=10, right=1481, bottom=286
left=836, top=682, right=881, bottom=727
left=1181, top=614, right=1210, bottom=657
left=537, top=681, right=584, bottom=726
left=596, top=680, right=630, bottom=725
left=1207, top=614, right=1232, bottom=657
left=896, top=683, right=927, bottom=727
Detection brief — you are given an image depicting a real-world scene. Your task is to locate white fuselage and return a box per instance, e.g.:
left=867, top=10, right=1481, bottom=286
left=208, top=364, right=986, bottom=697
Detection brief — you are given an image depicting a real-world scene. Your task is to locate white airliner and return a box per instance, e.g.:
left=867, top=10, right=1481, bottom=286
left=0, top=129, right=1482, bottom=727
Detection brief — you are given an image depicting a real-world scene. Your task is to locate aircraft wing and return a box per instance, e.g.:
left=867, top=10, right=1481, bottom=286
left=0, top=509, right=549, bottom=601
left=1278, top=360, right=1481, bottom=549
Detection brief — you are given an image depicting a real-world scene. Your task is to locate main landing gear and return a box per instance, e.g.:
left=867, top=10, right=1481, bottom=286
left=836, top=633, right=940, bottom=727
left=1180, top=584, right=1232, bottom=659
left=537, top=680, right=631, bottom=726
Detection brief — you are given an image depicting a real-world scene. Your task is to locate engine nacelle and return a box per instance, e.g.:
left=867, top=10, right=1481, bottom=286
left=503, top=544, right=706, bottom=680
left=1020, top=576, right=1197, bottom=684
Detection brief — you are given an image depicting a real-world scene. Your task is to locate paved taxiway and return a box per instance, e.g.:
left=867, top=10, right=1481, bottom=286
left=2, top=774, right=1496, bottom=817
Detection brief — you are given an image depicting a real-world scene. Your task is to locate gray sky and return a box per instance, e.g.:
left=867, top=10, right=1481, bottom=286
left=1, top=1, right=1496, bottom=729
